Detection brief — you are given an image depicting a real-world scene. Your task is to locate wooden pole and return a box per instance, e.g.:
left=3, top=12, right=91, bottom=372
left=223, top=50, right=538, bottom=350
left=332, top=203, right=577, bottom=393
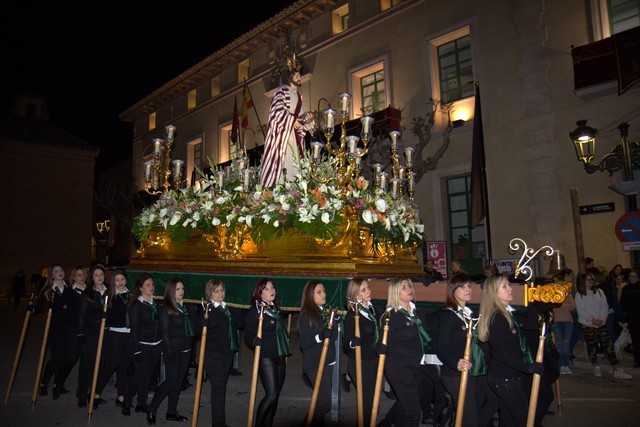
left=551, top=331, right=562, bottom=413
left=526, top=321, right=547, bottom=427
left=454, top=320, right=474, bottom=427
left=247, top=304, right=264, bottom=427
left=354, top=307, right=364, bottom=427
left=4, top=294, right=35, bottom=404
left=305, top=309, right=335, bottom=427
left=192, top=302, right=211, bottom=427
left=370, top=314, right=390, bottom=427
left=88, top=297, right=109, bottom=418
left=32, top=307, right=52, bottom=406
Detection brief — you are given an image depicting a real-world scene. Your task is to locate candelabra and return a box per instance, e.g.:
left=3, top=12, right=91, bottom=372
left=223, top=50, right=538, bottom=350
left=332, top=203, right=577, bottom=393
left=143, top=124, right=184, bottom=195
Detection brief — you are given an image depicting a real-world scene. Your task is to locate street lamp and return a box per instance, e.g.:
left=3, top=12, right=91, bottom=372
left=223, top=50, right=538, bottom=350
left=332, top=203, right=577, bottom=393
left=569, top=121, right=640, bottom=196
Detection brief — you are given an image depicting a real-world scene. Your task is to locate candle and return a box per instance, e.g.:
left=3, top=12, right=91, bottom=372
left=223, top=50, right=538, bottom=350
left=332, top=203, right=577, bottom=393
left=172, top=159, right=183, bottom=178
left=216, top=170, right=225, bottom=188
left=361, top=116, right=373, bottom=135
left=153, top=138, right=163, bottom=154
left=243, top=168, right=251, bottom=187
left=347, top=135, right=359, bottom=154
left=404, top=146, right=415, bottom=164
left=144, top=161, right=152, bottom=180
left=379, top=172, right=389, bottom=191
left=311, top=141, right=324, bottom=160
left=389, top=130, right=400, bottom=150
left=324, top=108, right=336, bottom=130
left=355, top=153, right=362, bottom=168
left=408, top=171, right=416, bottom=190
left=397, top=166, right=405, bottom=181
left=236, top=157, right=246, bottom=171
left=165, top=125, right=176, bottom=142
left=339, top=93, right=351, bottom=115
left=194, top=180, right=201, bottom=191
left=390, top=178, right=400, bottom=198
left=372, top=163, right=383, bottom=174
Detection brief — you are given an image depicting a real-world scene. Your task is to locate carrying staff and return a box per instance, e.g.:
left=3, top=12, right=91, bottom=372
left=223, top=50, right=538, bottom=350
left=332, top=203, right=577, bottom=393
left=244, top=278, right=291, bottom=427
left=192, top=298, right=211, bottom=427
left=121, top=273, right=162, bottom=416
left=298, top=279, right=339, bottom=427
left=88, top=295, right=108, bottom=418
left=147, top=278, right=196, bottom=424
left=200, top=279, right=244, bottom=427
left=527, top=313, right=550, bottom=427
left=375, top=277, right=433, bottom=427
left=77, top=264, right=108, bottom=408
left=343, top=278, right=379, bottom=427
left=437, top=274, right=494, bottom=427
left=32, top=263, right=68, bottom=402
left=477, top=274, right=544, bottom=427
left=370, top=311, right=390, bottom=427
left=93, top=268, right=131, bottom=407
left=55, top=266, right=87, bottom=401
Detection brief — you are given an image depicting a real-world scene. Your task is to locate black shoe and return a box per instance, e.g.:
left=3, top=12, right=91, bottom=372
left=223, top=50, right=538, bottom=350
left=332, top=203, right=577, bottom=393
left=166, top=412, right=188, bottom=422
left=115, top=398, right=124, bottom=407
left=135, top=404, right=149, bottom=413
left=229, top=368, right=242, bottom=376
left=60, top=387, right=70, bottom=394
left=93, top=397, right=107, bottom=410
left=52, top=385, right=62, bottom=400
left=341, top=373, right=351, bottom=393
left=121, top=403, right=131, bottom=416
left=147, top=411, right=156, bottom=425
left=38, top=384, right=47, bottom=396
left=77, top=394, right=87, bottom=408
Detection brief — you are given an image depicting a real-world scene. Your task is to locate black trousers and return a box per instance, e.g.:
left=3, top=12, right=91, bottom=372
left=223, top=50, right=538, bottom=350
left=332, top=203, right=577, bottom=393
left=383, top=360, right=423, bottom=427
left=255, top=356, right=287, bottom=427
left=487, top=374, right=528, bottom=427
left=56, top=326, right=81, bottom=390
left=95, top=330, right=132, bottom=397
left=78, top=332, right=102, bottom=396
left=303, top=361, right=334, bottom=427
left=204, top=351, right=235, bottom=427
left=149, top=349, right=191, bottom=414
left=124, top=344, right=161, bottom=407
left=347, top=356, right=378, bottom=427
left=41, top=326, right=66, bottom=386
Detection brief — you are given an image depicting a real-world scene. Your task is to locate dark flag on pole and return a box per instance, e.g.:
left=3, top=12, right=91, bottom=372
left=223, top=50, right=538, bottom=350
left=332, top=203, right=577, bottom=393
left=470, top=82, right=487, bottom=229
left=231, top=97, right=239, bottom=145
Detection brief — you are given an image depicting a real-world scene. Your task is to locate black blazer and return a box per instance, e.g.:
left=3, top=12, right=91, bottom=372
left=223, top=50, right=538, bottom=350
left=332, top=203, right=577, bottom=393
left=244, top=304, right=290, bottom=358
left=200, top=303, right=244, bottom=355
left=343, top=306, right=379, bottom=360
left=297, top=310, right=339, bottom=374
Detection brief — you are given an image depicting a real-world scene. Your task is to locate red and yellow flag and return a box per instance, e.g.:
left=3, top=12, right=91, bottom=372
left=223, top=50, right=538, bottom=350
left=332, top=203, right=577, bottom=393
left=241, top=82, right=254, bottom=129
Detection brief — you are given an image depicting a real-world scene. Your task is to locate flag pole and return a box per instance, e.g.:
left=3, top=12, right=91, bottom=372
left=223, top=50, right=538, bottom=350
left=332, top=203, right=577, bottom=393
left=470, top=82, right=492, bottom=262
left=243, top=79, right=266, bottom=140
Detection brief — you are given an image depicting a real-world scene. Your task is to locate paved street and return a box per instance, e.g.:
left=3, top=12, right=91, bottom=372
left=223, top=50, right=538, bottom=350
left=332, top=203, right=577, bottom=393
left=1, top=303, right=639, bottom=427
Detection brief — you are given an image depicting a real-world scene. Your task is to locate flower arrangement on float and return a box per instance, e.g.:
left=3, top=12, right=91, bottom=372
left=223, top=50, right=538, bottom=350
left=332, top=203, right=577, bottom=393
left=132, top=154, right=424, bottom=249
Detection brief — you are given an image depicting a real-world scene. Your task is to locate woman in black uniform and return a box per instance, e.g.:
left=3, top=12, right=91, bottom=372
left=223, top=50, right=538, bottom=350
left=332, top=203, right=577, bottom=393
left=378, top=277, right=432, bottom=427
left=147, top=278, right=195, bottom=424
left=94, top=268, right=132, bottom=407
left=201, top=278, right=244, bottom=427
left=477, top=273, right=544, bottom=427
left=121, top=273, right=162, bottom=416
left=244, top=277, right=291, bottom=427
left=343, top=278, right=379, bottom=427
left=76, top=264, right=108, bottom=408
left=297, top=279, right=339, bottom=427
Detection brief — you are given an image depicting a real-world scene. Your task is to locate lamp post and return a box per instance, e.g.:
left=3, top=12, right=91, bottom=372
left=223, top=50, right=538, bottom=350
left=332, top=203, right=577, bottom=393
left=570, top=121, right=640, bottom=266
left=570, top=121, right=640, bottom=201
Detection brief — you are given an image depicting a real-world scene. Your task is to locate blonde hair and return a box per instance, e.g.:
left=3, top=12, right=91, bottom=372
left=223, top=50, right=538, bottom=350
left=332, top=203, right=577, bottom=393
left=477, top=273, right=513, bottom=342
left=346, top=278, right=366, bottom=311
left=205, top=278, right=224, bottom=299
left=386, top=277, right=413, bottom=310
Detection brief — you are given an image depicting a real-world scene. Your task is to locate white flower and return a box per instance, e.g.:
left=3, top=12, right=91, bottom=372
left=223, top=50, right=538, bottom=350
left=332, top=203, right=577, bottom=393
left=170, top=213, right=181, bottom=226
left=212, top=217, right=221, bottom=226
left=321, top=212, right=330, bottom=224
left=375, top=198, right=387, bottom=212
left=362, top=210, right=373, bottom=224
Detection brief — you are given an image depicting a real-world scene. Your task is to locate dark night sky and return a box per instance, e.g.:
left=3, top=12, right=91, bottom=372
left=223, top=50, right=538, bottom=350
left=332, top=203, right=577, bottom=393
left=1, top=0, right=298, bottom=171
